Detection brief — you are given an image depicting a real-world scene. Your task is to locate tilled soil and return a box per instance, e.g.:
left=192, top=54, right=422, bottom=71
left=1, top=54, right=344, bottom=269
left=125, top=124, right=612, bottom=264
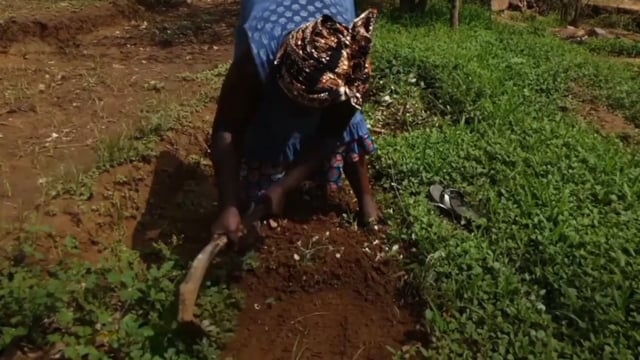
left=223, top=211, right=422, bottom=360
left=0, top=1, right=425, bottom=358
left=0, top=0, right=236, bottom=220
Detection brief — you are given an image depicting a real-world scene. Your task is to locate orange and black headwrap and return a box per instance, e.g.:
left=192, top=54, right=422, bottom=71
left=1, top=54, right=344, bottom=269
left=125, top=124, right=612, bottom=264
left=274, top=9, right=378, bottom=110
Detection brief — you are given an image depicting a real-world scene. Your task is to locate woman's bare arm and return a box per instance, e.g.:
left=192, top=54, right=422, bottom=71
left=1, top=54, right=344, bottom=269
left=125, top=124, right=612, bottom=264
left=210, top=51, right=261, bottom=210
left=264, top=101, right=356, bottom=206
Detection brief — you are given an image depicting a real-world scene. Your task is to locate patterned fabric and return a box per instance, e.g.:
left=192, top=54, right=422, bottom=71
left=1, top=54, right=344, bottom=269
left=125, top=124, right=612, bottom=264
left=238, top=0, right=354, bottom=81
left=274, top=9, right=378, bottom=109
left=240, top=114, right=378, bottom=198
left=234, top=0, right=379, bottom=201
left=325, top=132, right=376, bottom=190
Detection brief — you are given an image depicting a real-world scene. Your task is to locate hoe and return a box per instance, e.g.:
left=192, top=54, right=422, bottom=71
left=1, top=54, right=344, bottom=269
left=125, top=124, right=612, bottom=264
left=177, top=202, right=267, bottom=325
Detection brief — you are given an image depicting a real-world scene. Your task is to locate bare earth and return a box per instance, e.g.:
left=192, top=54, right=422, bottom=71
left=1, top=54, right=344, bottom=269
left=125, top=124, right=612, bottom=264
left=0, top=1, right=424, bottom=358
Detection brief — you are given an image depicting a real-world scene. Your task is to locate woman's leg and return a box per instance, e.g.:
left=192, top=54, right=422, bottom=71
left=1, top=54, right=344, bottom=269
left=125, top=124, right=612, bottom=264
left=343, top=155, right=381, bottom=225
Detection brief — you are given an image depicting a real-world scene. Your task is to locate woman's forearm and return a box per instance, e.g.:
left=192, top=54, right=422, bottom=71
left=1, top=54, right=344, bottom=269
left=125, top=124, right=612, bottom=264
left=274, top=136, right=339, bottom=193
left=210, top=52, right=260, bottom=210
left=212, top=131, right=242, bottom=209
left=275, top=101, right=356, bottom=193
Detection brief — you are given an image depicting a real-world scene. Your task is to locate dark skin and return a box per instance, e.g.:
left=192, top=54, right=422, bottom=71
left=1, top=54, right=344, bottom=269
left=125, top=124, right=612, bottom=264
left=210, top=49, right=380, bottom=241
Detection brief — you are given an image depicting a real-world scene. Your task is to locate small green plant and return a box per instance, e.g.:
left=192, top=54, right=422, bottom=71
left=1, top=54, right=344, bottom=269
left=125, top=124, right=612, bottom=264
left=177, top=65, right=230, bottom=83
left=1, top=237, right=242, bottom=359
left=370, top=5, right=640, bottom=358
left=241, top=251, right=260, bottom=271
left=47, top=168, right=98, bottom=201
left=340, top=210, right=359, bottom=229
left=387, top=344, right=429, bottom=359
left=294, top=233, right=334, bottom=264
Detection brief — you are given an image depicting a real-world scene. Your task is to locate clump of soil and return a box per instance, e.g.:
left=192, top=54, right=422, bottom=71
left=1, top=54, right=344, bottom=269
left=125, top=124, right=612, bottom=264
left=572, top=85, right=639, bottom=140
left=222, top=209, right=424, bottom=360
left=0, top=4, right=131, bottom=51
left=579, top=99, right=638, bottom=135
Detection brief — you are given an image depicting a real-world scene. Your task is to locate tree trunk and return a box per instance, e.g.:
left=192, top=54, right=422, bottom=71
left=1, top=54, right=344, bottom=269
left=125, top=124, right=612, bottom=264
left=451, top=0, right=461, bottom=29
left=416, top=0, right=429, bottom=12
left=569, top=0, right=584, bottom=27
left=400, top=0, right=414, bottom=12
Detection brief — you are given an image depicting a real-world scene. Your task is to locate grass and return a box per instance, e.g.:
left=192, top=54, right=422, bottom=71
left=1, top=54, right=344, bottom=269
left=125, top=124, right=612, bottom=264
left=368, top=3, right=640, bottom=358
left=1, top=236, right=242, bottom=359
left=582, top=37, right=640, bottom=57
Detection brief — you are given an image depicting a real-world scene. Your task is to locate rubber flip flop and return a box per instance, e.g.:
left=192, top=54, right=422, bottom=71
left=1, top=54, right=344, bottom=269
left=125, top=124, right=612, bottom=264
left=429, top=184, right=480, bottom=226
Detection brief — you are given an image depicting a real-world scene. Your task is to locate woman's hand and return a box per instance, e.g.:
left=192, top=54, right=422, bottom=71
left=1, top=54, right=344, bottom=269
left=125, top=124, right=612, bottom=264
left=261, top=184, right=286, bottom=216
left=211, top=206, right=243, bottom=242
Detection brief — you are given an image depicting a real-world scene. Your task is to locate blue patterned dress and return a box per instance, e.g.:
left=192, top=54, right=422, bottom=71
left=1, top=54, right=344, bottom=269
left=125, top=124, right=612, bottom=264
left=234, top=0, right=377, bottom=200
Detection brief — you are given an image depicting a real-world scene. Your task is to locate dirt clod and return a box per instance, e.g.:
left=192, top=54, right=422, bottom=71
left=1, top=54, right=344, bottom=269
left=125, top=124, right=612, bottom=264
left=222, top=213, right=423, bottom=360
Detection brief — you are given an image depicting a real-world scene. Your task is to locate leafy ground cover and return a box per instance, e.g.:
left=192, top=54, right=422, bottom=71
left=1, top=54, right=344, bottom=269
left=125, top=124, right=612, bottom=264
left=583, top=37, right=640, bottom=57
left=1, top=239, right=242, bottom=359
left=368, top=2, right=640, bottom=358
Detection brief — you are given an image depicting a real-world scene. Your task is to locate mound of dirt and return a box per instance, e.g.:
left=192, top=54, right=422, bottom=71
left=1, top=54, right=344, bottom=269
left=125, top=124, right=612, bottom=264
left=222, top=212, right=424, bottom=359
left=572, top=84, right=639, bottom=140
left=0, top=4, right=136, bottom=52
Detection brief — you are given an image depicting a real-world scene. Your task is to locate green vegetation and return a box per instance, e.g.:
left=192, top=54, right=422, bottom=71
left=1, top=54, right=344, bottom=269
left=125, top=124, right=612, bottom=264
left=583, top=37, right=640, bottom=57
left=369, top=3, right=640, bottom=358
left=1, top=237, right=242, bottom=359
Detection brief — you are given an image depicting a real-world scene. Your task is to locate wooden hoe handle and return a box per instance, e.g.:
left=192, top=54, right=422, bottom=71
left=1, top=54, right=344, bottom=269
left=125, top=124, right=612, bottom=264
left=178, top=202, right=267, bottom=324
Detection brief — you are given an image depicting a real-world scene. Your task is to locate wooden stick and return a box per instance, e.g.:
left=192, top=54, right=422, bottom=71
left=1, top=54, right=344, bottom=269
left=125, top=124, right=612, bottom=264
left=178, top=202, right=267, bottom=323
left=178, top=234, right=229, bottom=323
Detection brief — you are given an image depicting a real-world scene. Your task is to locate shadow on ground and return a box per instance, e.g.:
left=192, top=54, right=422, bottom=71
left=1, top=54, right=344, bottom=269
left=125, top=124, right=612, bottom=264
left=131, top=150, right=352, bottom=281
left=144, top=1, right=240, bottom=47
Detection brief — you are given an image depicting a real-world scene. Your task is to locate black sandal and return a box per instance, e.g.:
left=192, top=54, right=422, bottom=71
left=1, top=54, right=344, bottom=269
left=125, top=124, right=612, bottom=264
left=429, top=184, right=480, bottom=227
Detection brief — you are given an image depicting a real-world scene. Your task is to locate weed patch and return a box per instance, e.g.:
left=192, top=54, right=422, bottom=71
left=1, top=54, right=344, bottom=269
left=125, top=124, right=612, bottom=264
left=1, top=238, right=241, bottom=359
left=371, top=3, right=640, bottom=358
left=582, top=37, right=640, bottom=57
